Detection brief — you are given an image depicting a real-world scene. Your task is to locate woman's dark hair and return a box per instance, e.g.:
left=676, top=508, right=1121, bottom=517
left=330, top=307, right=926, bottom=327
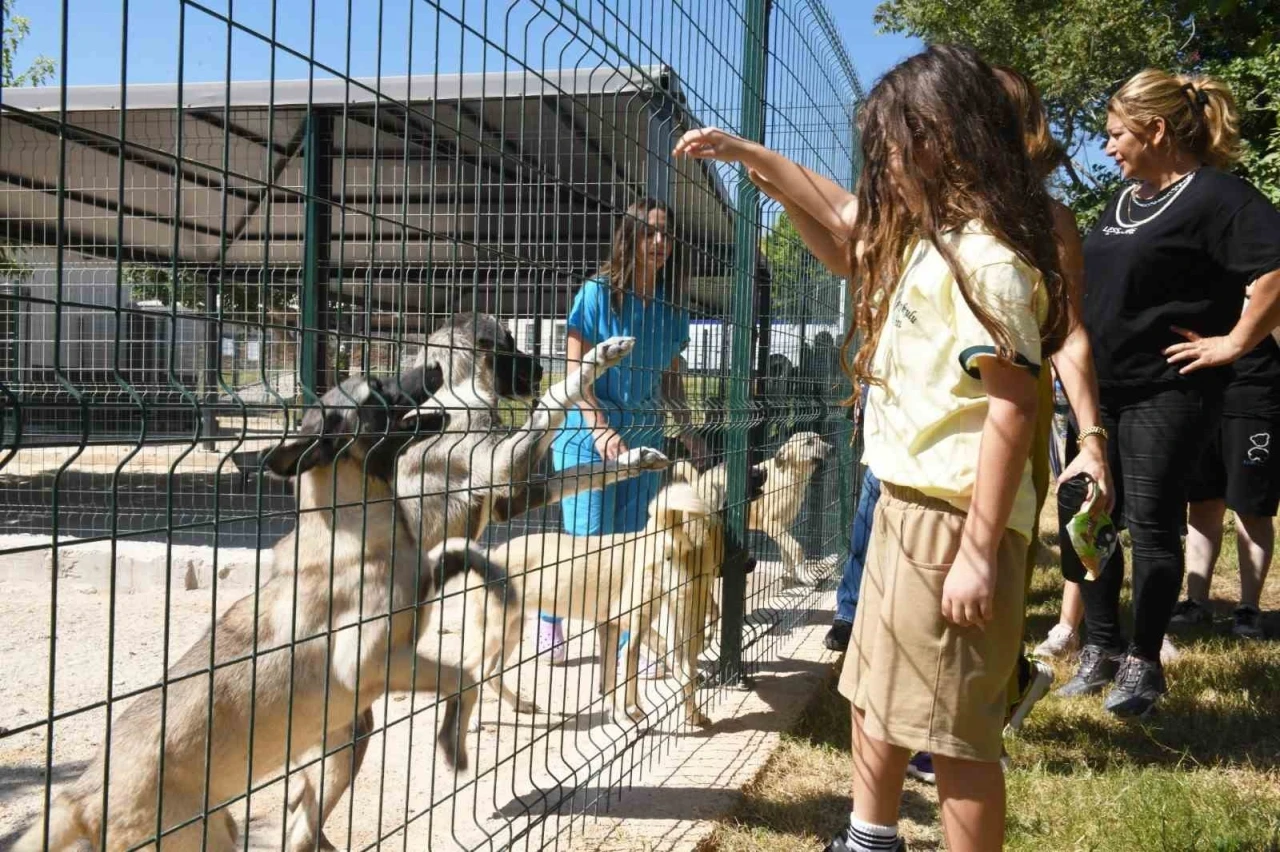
left=598, top=197, right=684, bottom=313
left=841, top=45, right=1069, bottom=403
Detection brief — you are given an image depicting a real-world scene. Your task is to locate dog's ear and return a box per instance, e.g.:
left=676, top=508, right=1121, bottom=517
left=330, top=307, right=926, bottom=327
left=398, top=363, right=445, bottom=402
left=774, top=439, right=796, bottom=466
left=263, top=407, right=339, bottom=479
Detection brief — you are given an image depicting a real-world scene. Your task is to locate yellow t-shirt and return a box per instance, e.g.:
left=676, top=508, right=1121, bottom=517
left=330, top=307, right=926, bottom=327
left=862, top=222, right=1047, bottom=540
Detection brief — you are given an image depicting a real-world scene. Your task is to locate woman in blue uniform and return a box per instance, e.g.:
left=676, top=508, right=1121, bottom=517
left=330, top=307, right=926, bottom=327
left=538, top=198, right=705, bottom=662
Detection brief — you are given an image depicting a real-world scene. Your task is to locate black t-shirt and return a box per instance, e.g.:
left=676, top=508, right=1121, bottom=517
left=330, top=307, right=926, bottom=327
left=1224, top=336, right=1280, bottom=416
left=1082, top=167, right=1280, bottom=392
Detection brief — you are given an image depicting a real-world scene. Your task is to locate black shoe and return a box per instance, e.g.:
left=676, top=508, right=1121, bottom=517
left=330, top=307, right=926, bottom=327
left=1056, top=644, right=1121, bottom=697
left=1232, top=605, right=1265, bottom=640
left=1103, top=653, right=1167, bottom=718
left=824, top=825, right=906, bottom=852
left=1169, top=598, right=1213, bottom=631
left=825, top=620, right=853, bottom=652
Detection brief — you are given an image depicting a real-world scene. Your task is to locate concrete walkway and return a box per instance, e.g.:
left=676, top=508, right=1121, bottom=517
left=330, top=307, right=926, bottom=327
left=563, top=603, right=839, bottom=852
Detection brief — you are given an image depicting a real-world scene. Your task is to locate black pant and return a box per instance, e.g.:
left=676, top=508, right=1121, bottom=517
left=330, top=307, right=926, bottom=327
left=1059, top=385, right=1219, bottom=663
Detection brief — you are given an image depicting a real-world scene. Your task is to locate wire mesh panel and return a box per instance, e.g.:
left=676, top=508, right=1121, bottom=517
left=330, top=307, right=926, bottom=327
left=738, top=0, right=859, bottom=675
left=0, top=1, right=859, bottom=850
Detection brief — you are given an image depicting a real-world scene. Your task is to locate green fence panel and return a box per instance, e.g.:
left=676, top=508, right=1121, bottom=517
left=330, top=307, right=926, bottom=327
left=0, top=1, right=860, bottom=849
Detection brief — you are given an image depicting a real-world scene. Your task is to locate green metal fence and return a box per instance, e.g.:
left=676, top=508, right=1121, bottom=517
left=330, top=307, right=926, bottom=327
left=0, top=0, right=860, bottom=849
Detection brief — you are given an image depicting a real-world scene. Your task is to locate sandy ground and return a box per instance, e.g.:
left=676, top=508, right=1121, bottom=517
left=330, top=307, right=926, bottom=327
left=0, top=543, right=832, bottom=852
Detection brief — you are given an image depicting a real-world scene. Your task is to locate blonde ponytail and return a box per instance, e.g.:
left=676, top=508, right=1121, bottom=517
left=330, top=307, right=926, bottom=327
left=1110, top=69, right=1241, bottom=169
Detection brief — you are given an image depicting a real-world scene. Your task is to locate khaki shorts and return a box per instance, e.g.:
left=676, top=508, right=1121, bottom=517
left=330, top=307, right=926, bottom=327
left=838, top=482, right=1028, bottom=762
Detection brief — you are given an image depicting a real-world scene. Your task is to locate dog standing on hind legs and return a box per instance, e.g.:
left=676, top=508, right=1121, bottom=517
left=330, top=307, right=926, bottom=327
left=13, top=375, right=513, bottom=852
left=283, top=315, right=671, bottom=846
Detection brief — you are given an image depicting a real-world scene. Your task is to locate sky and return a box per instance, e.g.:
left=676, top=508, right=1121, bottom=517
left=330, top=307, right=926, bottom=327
left=6, top=0, right=921, bottom=101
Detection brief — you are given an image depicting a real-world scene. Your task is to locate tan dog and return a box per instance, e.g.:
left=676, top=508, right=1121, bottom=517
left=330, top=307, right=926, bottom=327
left=474, top=482, right=748, bottom=729
left=278, top=316, right=669, bottom=845
left=15, top=376, right=514, bottom=852
left=689, top=431, right=831, bottom=582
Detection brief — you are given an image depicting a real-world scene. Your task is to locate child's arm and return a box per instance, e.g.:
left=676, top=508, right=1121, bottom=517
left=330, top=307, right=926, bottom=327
left=674, top=128, right=858, bottom=277
left=747, top=167, right=859, bottom=279
left=942, top=357, right=1038, bottom=628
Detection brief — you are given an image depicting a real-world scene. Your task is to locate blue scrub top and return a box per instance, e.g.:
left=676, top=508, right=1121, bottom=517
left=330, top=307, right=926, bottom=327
left=551, top=274, right=690, bottom=471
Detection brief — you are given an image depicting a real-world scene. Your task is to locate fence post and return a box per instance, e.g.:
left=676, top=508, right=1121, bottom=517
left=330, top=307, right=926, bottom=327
left=299, top=111, right=332, bottom=407
left=840, top=115, right=863, bottom=539
left=719, top=0, right=770, bottom=687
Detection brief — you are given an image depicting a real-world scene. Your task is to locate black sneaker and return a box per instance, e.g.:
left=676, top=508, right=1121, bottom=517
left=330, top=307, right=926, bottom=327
left=1056, top=644, right=1121, bottom=697
left=824, top=825, right=907, bottom=852
left=1232, top=605, right=1265, bottom=640
left=1103, top=653, right=1167, bottom=718
left=825, top=620, right=853, bottom=652
left=1169, top=598, right=1213, bottom=630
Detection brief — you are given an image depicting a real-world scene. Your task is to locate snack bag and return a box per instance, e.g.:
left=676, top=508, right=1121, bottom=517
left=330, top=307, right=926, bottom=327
left=1065, top=475, right=1117, bottom=580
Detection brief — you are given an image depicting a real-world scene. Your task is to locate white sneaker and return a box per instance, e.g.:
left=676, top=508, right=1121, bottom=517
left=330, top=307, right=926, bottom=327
left=1160, top=635, right=1180, bottom=666
left=1005, top=659, right=1054, bottom=735
left=1033, top=624, right=1079, bottom=660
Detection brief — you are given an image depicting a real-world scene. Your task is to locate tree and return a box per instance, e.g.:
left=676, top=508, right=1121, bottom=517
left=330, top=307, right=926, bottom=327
left=1211, top=41, right=1280, bottom=207
left=874, top=0, right=1280, bottom=228
left=762, top=211, right=843, bottom=322
left=2, top=0, right=54, bottom=87
left=2, top=0, right=55, bottom=278
left=124, top=264, right=298, bottom=316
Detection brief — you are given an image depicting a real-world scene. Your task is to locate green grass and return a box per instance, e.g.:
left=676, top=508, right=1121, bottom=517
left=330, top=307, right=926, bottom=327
left=700, top=510, right=1280, bottom=852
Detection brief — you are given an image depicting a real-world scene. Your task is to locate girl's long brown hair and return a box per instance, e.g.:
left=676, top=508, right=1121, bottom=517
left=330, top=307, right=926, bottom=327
left=842, top=45, right=1068, bottom=404
left=993, top=65, right=1067, bottom=182
left=598, top=197, right=685, bottom=314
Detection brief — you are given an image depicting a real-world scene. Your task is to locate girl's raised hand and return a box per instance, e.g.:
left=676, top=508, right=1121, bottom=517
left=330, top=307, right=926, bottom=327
left=673, top=127, right=754, bottom=163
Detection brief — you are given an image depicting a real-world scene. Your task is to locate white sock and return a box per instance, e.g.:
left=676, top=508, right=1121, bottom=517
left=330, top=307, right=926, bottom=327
left=847, top=814, right=899, bottom=851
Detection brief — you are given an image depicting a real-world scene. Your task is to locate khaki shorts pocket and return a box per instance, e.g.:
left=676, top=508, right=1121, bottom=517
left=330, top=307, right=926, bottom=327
left=896, top=507, right=965, bottom=569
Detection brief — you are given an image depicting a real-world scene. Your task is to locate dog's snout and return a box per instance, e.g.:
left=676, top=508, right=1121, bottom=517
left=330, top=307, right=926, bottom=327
left=743, top=555, right=757, bottom=574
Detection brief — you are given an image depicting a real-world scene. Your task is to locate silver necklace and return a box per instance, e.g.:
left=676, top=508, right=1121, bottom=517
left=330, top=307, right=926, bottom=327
left=1114, top=171, right=1197, bottom=229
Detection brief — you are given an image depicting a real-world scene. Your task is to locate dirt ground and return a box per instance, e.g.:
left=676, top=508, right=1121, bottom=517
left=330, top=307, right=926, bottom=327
left=0, top=547, right=827, bottom=851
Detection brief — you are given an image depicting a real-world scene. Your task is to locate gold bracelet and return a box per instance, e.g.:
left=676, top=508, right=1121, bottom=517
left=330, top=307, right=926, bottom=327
left=1077, top=425, right=1108, bottom=446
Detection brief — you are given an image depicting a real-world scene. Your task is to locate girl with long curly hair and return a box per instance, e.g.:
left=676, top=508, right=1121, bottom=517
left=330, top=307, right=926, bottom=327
left=676, top=45, right=1068, bottom=851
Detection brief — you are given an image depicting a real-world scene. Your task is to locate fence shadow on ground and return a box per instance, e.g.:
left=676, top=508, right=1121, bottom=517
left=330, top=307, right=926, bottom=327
left=0, top=760, right=91, bottom=849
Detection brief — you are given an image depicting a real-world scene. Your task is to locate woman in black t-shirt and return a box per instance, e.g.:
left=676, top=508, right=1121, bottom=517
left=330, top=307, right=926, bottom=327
left=1177, top=286, right=1280, bottom=640
left=1057, top=69, right=1280, bottom=717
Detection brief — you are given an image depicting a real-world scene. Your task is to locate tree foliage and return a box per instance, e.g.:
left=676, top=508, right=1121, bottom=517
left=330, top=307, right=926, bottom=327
left=1, top=0, right=55, bottom=278
left=124, top=264, right=298, bottom=315
left=761, top=211, right=843, bottom=322
left=874, top=0, right=1280, bottom=228
left=2, top=0, right=54, bottom=87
